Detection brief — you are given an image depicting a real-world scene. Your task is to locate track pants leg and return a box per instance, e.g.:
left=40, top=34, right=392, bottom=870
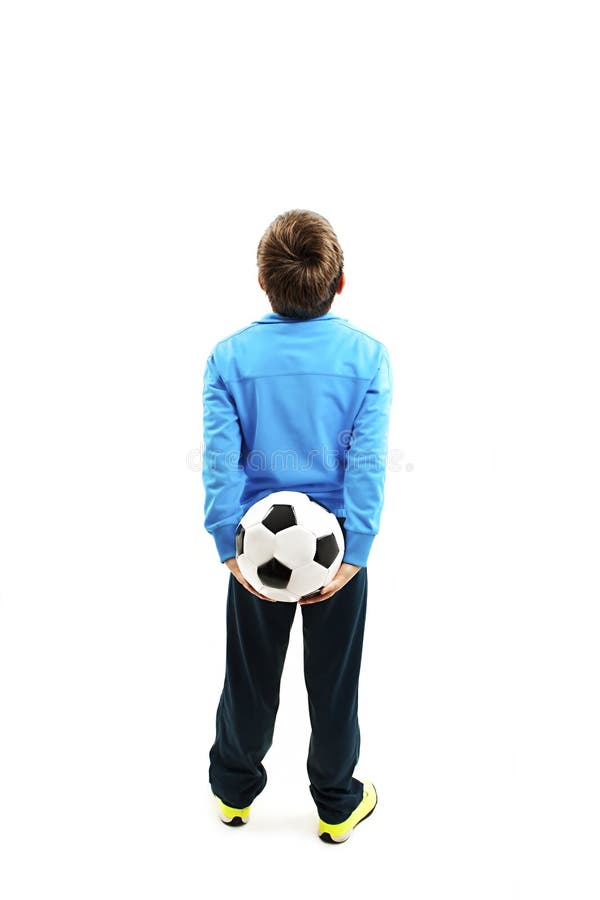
left=208, top=573, right=297, bottom=808
left=301, top=566, right=368, bottom=824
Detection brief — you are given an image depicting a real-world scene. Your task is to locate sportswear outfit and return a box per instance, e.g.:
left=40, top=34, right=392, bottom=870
left=202, top=310, right=392, bottom=824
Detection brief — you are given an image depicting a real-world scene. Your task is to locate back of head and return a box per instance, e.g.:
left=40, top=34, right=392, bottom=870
left=257, top=209, right=344, bottom=319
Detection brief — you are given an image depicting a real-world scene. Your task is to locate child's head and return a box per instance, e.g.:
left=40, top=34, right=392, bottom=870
left=257, top=209, right=344, bottom=318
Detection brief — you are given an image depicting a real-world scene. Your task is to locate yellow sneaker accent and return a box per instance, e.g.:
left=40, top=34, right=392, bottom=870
left=216, top=797, right=251, bottom=825
left=318, top=781, right=377, bottom=843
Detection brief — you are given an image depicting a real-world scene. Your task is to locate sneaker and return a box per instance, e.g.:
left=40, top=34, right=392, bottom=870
left=318, top=781, right=377, bottom=843
left=215, top=796, right=251, bottom=826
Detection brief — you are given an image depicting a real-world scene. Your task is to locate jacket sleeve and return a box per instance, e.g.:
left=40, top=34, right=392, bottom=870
left=342, top=346, right=393, bottom=566
left=202, top=351, right=245, bottom=562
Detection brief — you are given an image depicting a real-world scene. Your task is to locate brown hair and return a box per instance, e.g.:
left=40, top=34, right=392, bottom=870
left=257, top=209, right=344, bottom=318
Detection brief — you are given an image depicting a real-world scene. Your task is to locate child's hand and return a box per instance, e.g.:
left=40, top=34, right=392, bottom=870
left=299, top=563, right=361, bottom=605
left=223, top=557, right=277, bottom=602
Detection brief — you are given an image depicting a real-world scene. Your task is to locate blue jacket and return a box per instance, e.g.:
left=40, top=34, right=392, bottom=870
left=202, top=310, right=393, bottom=567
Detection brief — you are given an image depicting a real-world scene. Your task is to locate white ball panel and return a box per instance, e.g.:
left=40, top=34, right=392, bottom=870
left=288, top=561, right=328, bottom=598
left=262, top=586, right=299, bottom=604
left=274, top=525, right=317, bottom=569
left=243, top=523, right=276, bottom=566
left=299, top=501, right=337, bottom=538
left=237, top=553, right=258, bottom=585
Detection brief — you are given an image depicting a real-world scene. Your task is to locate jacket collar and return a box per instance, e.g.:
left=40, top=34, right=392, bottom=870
left=252, top=310, right=345, bottom=324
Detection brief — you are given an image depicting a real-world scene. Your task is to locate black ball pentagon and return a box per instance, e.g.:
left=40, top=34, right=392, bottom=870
left=262, top=504, right=297, bottom=534
left=314, top=533, right=339, bottom=568
left=257, top=558, right=292, bottom=590
left=235, top=523, right=245, bottom=557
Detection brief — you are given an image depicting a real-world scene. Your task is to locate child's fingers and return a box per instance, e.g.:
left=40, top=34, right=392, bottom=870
left=323, top=579, right=341, bottom=593
left=301, top=582, right=338, bottom=603
left=300, top=572, right=350, bottom=604
left=320, top=577, right=346, bottom=599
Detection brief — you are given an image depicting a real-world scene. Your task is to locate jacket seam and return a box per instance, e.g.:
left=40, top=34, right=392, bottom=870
left=211, top=323, right=260, bottom=348
left=333, top=320, right=388, bottom=351
left=344, top=529, right=378, bottom=535
left=225, top=372, right=372, bottom=384
left=210, top=520, right=240, bottom=531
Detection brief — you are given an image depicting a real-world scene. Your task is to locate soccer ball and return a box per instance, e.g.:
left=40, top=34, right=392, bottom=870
left=235, top=491, right=345, bottom=602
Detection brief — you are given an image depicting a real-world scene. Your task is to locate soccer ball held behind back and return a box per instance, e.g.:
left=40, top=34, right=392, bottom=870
left=235, top=491, right=345, bottom=602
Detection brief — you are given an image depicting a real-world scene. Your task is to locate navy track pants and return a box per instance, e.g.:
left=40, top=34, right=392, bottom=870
left=208, top=561, right=368, bottom=825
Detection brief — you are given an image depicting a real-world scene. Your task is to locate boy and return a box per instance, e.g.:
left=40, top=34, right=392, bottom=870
left=202, top=209, right=393, bottom=843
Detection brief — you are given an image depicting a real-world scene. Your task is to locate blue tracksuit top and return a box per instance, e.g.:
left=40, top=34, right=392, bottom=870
left=202, top=310, right=393, bottom=567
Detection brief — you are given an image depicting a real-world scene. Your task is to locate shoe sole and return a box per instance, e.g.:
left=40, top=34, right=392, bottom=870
left=319, top=784, right=378, bottom=843
left=221, top=815, right=247, bottom=827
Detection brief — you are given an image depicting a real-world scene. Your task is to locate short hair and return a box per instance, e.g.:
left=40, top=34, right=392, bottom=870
left=257, top=209, right=344, bottom=319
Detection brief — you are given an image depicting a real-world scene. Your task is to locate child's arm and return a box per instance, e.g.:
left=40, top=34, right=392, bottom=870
left=342, top=345, right=393, bottom=567
left=202, top=351, right=245, bottom=563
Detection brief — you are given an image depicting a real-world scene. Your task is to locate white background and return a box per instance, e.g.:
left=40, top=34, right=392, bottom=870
left=1, top=1, right=599, bottom=897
